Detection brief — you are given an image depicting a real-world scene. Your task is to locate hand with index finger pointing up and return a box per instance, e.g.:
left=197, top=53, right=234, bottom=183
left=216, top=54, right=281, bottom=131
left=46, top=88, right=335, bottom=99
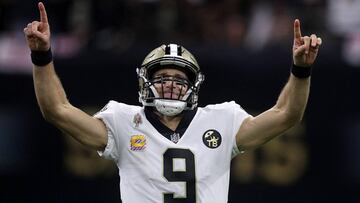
left=292, top=19, right=322, bottom=67
left=23, top=2, right=51, bottom=51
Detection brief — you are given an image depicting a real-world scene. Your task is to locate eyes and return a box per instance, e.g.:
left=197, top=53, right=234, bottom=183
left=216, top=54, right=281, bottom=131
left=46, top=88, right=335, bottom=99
left=152, top=75, right=190, bottom=88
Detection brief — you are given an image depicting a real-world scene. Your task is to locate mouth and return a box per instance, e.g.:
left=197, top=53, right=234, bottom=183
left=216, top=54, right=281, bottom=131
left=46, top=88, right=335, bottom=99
left=163, top=92, right=181, bottom=99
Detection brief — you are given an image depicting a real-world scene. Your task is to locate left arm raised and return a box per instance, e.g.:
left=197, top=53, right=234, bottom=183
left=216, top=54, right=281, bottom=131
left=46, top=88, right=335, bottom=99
left=236, top=19, right=322, bottom=151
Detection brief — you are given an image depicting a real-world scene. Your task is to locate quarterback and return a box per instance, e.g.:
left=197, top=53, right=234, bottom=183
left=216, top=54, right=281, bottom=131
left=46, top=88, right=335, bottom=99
left=24, top=2, right=322, bottom=203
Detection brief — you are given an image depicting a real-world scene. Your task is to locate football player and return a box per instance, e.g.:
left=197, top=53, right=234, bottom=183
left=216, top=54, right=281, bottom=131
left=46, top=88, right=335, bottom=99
left=24, top=2, right=322, bottom=203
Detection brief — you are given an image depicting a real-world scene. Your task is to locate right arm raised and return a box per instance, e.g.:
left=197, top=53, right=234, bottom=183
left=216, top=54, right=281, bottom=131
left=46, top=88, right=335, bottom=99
left=25, top=2, right=107, bottom=151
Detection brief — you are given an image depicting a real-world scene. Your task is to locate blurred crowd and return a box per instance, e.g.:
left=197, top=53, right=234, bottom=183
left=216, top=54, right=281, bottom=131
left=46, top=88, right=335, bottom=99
left=0, top=0, right=360, bottom=69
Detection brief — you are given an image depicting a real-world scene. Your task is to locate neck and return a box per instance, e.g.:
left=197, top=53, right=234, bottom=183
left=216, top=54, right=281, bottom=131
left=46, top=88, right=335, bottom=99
left=154, top=111, right=183, bottom=131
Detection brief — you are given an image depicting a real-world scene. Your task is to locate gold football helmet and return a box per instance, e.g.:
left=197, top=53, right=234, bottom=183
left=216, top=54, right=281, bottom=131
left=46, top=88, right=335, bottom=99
left=136, top=43, right=204, bottom=116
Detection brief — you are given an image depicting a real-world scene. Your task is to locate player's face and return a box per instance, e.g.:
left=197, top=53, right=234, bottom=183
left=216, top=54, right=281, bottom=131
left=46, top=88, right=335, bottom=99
left=152, top=68, right=189, bottom=100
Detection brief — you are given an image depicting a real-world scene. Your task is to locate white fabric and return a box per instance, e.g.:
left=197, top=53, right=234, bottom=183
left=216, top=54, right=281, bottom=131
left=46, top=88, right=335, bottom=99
left=95, top=100, right=250, bottom=203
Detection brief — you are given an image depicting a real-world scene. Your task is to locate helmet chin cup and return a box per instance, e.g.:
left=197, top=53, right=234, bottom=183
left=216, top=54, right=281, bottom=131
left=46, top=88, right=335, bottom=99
left=154, top=99, right=186, bottom=116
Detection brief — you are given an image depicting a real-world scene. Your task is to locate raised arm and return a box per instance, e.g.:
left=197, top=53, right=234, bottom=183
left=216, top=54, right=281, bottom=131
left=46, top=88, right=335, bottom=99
left=236, top=19, right=322, bottom=151
left=24, top=2, right=107, bottom=150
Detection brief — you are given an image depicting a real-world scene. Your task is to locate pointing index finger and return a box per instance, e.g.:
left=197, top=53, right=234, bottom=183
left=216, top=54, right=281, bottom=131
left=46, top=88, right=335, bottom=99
left=294, top=19, right=302, bottom=40
left=38, top=2, right=48, bottom=24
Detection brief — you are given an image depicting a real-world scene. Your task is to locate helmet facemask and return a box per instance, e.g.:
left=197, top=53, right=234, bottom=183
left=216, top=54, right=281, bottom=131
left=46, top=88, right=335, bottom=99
left=137, top=44, right=205, bottom=116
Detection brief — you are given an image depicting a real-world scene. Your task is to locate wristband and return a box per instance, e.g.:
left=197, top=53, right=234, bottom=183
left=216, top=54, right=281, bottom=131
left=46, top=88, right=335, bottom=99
left=31, top=48, right=53, bottom=66
left=291, top=64, right=312, bottom=78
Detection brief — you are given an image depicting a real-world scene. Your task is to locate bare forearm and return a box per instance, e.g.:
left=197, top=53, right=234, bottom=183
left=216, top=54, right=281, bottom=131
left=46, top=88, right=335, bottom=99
left=33, top=62, right=69, bottom=119
left=275, top=74, right=310, bottom=122
left=236, top=75, right=310, bottom=150
left=33, top=63, right=107, bottom=149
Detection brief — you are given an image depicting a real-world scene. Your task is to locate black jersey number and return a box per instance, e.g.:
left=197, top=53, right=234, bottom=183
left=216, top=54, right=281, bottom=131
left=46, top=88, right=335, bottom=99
left=163, top=148, right=196, bottom=203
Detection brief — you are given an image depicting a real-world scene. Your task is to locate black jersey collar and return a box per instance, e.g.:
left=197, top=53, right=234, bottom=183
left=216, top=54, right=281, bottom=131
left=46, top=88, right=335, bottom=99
left=144, top=107, right=197, bottom=140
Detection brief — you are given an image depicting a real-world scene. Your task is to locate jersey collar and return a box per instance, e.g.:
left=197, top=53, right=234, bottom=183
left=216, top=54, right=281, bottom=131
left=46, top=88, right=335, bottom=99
left=144, top=107, right=197, bottom=143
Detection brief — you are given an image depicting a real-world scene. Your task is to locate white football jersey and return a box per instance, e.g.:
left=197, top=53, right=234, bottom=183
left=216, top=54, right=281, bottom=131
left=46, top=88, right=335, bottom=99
left=94, top=100, right=250, bottom=203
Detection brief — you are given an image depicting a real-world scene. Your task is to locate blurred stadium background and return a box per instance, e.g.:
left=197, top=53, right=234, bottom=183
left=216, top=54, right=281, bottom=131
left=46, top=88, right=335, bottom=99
left=1, top=0, right=360, bottom=202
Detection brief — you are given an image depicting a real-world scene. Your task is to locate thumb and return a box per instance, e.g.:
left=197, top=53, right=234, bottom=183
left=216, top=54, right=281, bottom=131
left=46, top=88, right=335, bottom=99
left=294, top=44, right=307, bottom=56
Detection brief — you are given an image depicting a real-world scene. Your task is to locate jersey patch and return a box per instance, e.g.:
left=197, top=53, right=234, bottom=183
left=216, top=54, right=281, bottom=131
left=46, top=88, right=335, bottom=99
left=130, top=135, right=146, bottom=151
left=202, top=130, right=222, bottom=149
left=133, top=113, right=143, bottom=127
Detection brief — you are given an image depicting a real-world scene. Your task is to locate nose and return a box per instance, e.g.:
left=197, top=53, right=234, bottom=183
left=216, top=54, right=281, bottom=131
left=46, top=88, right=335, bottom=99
left=163, top=80, right=176, bottom=89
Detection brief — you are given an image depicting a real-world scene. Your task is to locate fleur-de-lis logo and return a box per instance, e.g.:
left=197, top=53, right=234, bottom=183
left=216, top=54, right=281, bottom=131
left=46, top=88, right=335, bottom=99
left=133, top=113, right=142, bottom=127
